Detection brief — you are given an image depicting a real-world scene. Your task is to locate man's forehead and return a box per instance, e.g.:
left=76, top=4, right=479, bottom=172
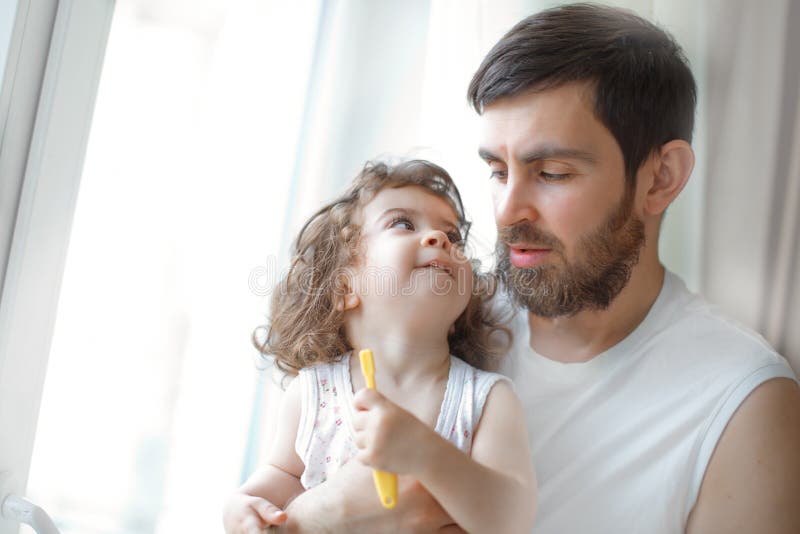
left=477, top=84, right=608, bottom=160
left=481, top=86, right=593, bottom=129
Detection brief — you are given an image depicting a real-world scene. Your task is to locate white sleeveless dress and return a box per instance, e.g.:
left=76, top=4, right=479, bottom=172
left=294, top=353, right=510, bottom=489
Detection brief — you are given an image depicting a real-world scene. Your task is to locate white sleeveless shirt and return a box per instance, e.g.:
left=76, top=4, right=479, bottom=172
left=294, top=354, right=509, bottom=489
left=501, top=271, right=798, bottom=533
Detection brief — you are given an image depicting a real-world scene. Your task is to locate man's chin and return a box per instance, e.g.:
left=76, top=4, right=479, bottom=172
left=502, top=264, right=618, bottom=318
left=508, top=285, right=582, bottom=318
left=495, top=211, right=644, bottom=318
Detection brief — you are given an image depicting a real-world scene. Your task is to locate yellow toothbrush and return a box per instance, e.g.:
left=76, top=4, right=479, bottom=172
left=358, top=349, right=399, bottom=509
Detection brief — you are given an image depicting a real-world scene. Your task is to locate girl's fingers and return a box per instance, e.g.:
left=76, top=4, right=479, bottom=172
left=352, top=387, right=381, bottom=410
left=355, top=449, right=372, bottom=466
left=351, top=410, right=366, bottom=431
left=239, top=513, right=266, bottom=534
left=353, top=428, right=366, bottom=449
left=253, top=500, right=288, bottom=525
left=268, top=510, right=288, bottom=525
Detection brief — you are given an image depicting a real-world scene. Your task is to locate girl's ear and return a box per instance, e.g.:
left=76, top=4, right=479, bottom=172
left=335, top=292, right=360, bottom=312
left=334, top=267, right=360, bottom=312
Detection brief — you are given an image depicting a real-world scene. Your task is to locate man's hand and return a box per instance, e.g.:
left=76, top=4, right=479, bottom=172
left=278, top=458, right=465, bottom=533
left=351, top=387, right=438, bottom=475
left=223, top=492, right=287, bottom=534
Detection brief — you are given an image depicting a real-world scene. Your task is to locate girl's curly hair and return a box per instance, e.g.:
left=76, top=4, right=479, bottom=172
left=254, top=159, right=512, bottom=375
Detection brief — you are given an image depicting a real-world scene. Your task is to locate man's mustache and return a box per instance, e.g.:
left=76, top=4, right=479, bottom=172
left=496, top=222, right=563, bottom=253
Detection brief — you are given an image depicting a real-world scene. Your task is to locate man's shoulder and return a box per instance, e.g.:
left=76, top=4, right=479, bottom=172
left=626, top=273, right=797, bottom=402
left=500, top=272, right=792, bottom=377
left=492, top=271, right=778, bottom=353
left=654, top=274, right=783, bottom=368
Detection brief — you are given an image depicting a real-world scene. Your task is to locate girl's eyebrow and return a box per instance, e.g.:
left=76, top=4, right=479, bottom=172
left=377, top=207, right=459, bottom=230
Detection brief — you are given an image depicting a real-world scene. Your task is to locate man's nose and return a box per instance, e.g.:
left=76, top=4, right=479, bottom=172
left=420, top=229, right=450, bottom=250
left=494, top=173, right=539, bottom=228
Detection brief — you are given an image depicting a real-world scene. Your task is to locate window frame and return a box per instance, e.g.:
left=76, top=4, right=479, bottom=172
left=0, top=0, right=114, bottom=524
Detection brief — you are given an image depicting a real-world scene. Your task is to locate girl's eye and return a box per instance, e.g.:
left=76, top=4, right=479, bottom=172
left=388, top=216, right=414, bottom=231
left=447, top=231, right=464, bottom=246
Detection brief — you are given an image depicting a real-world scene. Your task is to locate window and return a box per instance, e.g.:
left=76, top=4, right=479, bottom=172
left=26, top=2, right=319, bottom=532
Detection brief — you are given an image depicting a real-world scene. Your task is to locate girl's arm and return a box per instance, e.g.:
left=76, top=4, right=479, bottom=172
left=223, top=376, right=306, bottom=533
left=352, top=381, right=536, bottom=534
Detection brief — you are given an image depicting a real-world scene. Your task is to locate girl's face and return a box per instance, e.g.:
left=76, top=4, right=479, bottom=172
left=350, top=185, right=473, bottom=329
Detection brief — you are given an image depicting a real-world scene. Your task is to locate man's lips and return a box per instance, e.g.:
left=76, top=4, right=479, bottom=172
left=508, top=246, right=551, bottom=268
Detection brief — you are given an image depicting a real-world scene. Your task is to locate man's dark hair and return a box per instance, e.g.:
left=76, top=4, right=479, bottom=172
left=467, top=3, right=697, bottom=184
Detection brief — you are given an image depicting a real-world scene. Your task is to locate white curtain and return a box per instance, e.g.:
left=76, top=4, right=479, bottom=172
left=701, top=0, right=799, bottom=371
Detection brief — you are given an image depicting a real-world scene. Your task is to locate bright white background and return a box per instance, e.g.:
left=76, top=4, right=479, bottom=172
left=7, top=0, right=796, bottom=533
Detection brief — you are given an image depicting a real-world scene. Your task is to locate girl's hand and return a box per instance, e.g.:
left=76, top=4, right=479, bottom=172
left=351, top=388, right=437, bottom=475
left=222, top=492, right=287, bottom=534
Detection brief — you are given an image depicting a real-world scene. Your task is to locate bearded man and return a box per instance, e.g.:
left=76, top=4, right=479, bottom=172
left=275, top=4, right=800, bottom=533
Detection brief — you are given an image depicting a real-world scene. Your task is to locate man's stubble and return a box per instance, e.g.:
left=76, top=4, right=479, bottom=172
left=495, top=186, right=645, bottom=318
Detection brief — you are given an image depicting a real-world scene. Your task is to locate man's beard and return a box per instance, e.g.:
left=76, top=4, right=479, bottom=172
left=495, top=189, right=645, bottom=318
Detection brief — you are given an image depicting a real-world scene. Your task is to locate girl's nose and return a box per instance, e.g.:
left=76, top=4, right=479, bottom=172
left=421, top=230, right=450, bottom=249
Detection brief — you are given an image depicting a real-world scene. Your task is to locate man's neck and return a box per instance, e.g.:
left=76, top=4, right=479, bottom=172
left=527, top=256, right=666, bottom=363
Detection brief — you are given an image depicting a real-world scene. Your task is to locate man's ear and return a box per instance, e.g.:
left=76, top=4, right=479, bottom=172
left=644, top=140, right=695, bottom=216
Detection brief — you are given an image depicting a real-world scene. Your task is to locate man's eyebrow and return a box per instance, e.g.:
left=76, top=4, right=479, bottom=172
left=478, top=146, right=597, bottom=164
left=520, top=146, right=597, bottom=164
left=478, top=148, right=501, bottom=162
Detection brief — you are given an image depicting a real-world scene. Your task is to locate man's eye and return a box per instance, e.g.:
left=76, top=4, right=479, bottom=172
left=388, top=217, right=414, bottom=231
left=490, top=169, right=508, bottom=180
left=541, top=171, right=570, bottom=181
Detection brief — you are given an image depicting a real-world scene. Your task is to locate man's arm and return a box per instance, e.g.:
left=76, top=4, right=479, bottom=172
left=275, top=462, right=465, bottom=534
left=686, top=377, right=800, bottom=534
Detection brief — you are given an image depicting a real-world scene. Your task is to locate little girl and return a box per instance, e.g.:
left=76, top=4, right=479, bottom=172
left=223, top=160, right=536, bottom=533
